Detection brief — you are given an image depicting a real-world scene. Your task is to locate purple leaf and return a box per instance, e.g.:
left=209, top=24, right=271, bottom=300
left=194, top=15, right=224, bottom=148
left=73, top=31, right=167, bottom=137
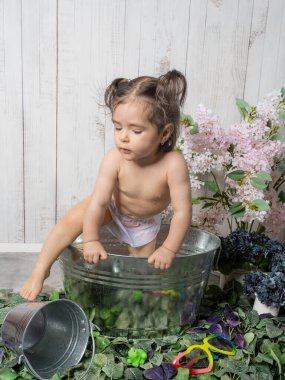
left=195, top=320, right=205, bottom=327
left=162, top=362, right=177, bottom=379
left=219, top=320, right=230, bottom=338
left=224, top=304, right=240, bottom=327
left=208, top=323, right=223, bottom=335
left=207, top=315, right=221, bottom=324
left=234, top=334, right=247, bottom=349
left=144, top=364, right=166, bottom=380
left=147, top=351, right=155, bottom=361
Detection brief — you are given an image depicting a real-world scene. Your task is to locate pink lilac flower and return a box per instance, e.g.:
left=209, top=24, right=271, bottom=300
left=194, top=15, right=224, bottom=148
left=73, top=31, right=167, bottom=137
left=263, top=189, right=285, bottom=238
left=177, top=90, right=285, bottom=236
left=256, top=90, right=282, bottom=124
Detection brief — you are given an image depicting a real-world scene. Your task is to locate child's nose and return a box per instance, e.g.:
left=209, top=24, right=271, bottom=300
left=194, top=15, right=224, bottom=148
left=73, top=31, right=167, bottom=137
left=120, top=130, right=129, bottom=142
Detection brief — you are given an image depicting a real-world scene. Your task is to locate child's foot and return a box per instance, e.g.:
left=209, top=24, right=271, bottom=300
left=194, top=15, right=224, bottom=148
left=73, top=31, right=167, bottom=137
left=19, top=269, right=50, bottom=301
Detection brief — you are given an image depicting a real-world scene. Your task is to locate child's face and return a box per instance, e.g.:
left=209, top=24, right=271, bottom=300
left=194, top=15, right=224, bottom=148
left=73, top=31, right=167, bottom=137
left=112, top=100, right=165, bottom=163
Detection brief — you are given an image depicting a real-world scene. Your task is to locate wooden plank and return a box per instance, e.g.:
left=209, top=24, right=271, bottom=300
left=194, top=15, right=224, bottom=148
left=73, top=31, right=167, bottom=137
left=137, top=0, right=158, bottom=75
left=275, top=1, right=285, bottom=88
left=123, top=0, right=142, bottom=78
left=58, top=0, right=93, bottom=217
left=57, top=0, right=123, bottom=217
left=185, top=0, right=208, bottom=117
left=153, top=0, right=190, bottom=76
left=259, top=0, right=284, bottom=97
left=97, top=0, right=126, bottom=152
left=244, top=0, right=269, bottom=104
left=186, top=0, right=254, bottom=128
left=274, top=2, right=285, bottom=89
left=0, top=0, right=24, bottom=242
left=22, top=0, right=57, bottom=242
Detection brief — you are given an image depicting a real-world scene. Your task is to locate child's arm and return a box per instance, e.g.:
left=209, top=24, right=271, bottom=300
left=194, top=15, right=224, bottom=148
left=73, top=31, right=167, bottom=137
left=148, top=152, right=192, bottom=269
left=83, top=149, right=118, bottom=263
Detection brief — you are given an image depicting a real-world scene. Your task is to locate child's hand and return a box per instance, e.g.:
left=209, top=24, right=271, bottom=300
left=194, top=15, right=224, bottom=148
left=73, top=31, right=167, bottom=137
left=83, top=241, right=108, bottom=263
left=147, top=246, right=175, bottom=270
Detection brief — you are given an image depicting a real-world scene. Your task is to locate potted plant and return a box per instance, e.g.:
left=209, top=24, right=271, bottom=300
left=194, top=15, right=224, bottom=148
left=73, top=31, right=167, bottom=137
left=244, top=271, right=285, bottom=316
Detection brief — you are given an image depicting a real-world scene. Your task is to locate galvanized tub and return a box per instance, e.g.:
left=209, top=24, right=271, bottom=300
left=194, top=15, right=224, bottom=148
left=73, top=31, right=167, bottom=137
left=59, top=225, right=220, bottom=338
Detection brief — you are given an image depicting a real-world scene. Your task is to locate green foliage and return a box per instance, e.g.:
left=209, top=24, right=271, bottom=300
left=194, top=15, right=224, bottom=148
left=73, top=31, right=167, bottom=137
left=180, top=113, right=199, bottom=134
left=235, top=98, right=251, bottom=119
left=0, top=291, right=284, bottom=379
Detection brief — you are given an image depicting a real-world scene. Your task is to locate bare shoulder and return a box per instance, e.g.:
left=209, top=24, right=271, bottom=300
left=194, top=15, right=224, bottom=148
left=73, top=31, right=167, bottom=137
left=163, top=151, right=188, bottom=170
left=100, top=147, right=121, bottom=174
left=163, top=151, right=189, bottom=184
left=102, top=147, right=122, bottom=164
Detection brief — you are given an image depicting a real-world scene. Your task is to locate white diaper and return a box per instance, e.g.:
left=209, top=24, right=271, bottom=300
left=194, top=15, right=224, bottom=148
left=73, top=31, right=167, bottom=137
left=106, top=200, right=161, bottom=247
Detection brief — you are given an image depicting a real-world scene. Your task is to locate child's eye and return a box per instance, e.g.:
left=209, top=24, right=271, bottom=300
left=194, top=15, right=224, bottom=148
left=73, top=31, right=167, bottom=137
left=114, top=126, right=122, bottom=131
left=133, top=130, right=142, bottom=134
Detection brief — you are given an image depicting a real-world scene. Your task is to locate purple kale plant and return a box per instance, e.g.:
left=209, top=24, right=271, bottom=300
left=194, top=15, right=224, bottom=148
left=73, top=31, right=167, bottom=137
left=244, top=271, right=285, bottom=308
left=218, top=229, right=285, bottom=275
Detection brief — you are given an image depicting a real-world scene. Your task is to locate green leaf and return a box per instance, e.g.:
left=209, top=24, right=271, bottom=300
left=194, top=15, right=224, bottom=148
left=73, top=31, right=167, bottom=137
left=266, top=325, right=284, bottom=338
left=270, top=348, right=281, bottom=375
left=180, top=113, right=199, bottom=134
left=244, top=332, right=255, bottom=346
left=93, top=353, right=108, bottom=368
left=205, top=180, right=219, bottom=193
left=174, top=367, right=190, bottom=380
left=250, top=177, right=267, bottom=189
left=236, top=98, right=251, bottom=119
left=124, top=367, right=144, bottom=379
left=229, top=202, right=246, bottom=217
left=255, top=171, right=272, bottom=181
left=278, top=190, right=285, bottom=202
left=250, top=199, right=270, bottom=211
left=246, top=310, right=260, bottom=327
left=51, top=373, right=61, bottom=380
left=280, top=352, right=285, bottom=365
left=198, top=375, right=217, bottom=380
left=271, top=133, right=285, bottom=141
left=180, top=113, right=195, bottom=126
left=278, top=109, right=285, bottom=121
left=150, top=352, right=163, bottom=366
left=192, top=197, right=201, bottom=205
left=226, top=360, right=248, bottom=374
left=227, top=170, right=246, bottom=181
left=111, top=337, right=130, bottom=346
left=49, top=290, right=60, bottom=301
left=0, top=369, right=18, bottom=380
left=255, top=352, right=273, bottom=364
left=102, top=362, right=124, bottom=379
left=189, top=124, right=199, bottom=135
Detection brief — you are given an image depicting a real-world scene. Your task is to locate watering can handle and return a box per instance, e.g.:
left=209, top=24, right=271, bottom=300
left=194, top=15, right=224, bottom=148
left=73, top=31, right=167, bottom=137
left=75, top=321, right=96, bottom=380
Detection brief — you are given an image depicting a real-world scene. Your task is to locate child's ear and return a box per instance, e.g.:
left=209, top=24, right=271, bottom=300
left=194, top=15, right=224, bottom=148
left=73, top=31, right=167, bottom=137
left=160, top=123, right=174, bottom=145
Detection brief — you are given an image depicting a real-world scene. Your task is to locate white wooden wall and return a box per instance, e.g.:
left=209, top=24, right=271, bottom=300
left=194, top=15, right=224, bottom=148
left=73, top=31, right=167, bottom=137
left=0, top=0, right=285, bottom=243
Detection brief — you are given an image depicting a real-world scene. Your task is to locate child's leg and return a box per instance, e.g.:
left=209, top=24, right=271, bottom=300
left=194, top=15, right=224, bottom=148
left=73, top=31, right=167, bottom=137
left=20, top=197, right=112, bottom=301
left=128, top=238, right=157, bottom=258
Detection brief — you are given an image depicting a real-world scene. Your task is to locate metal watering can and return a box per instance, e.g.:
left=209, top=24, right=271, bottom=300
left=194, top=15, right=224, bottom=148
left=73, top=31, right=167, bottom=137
left=1, top=299, right=94, bottom=380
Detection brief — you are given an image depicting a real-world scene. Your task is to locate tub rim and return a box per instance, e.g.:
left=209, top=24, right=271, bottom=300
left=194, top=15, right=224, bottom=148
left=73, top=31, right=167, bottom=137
left=67, top=225, right=221, bottom=260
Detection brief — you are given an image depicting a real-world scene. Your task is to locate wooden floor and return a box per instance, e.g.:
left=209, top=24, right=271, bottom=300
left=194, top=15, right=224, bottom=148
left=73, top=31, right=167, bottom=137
left=0, top=252, right=62, bottom=292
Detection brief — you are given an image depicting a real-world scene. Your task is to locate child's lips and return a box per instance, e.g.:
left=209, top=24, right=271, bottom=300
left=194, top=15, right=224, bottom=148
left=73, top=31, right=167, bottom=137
left=120, top=148, right=132, bottom=154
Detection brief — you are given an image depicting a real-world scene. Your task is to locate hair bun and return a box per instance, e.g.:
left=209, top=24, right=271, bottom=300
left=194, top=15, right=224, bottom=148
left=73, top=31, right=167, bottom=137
left=156, top=69, right=187, bottom=107
left=104, top=78, right=129, bottom=109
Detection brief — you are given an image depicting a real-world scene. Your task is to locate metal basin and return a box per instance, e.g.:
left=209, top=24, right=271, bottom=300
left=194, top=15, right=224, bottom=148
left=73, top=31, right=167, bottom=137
left=59, top=225, right=220, bottom=338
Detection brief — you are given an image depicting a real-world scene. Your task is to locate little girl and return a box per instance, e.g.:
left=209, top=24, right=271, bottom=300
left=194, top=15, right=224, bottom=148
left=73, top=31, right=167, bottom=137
left=20, top=69, right=192, bottom=301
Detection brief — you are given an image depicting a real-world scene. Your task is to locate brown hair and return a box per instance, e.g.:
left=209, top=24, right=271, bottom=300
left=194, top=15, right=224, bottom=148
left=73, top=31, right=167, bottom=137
left=104, top=70, right=187, bottom=152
